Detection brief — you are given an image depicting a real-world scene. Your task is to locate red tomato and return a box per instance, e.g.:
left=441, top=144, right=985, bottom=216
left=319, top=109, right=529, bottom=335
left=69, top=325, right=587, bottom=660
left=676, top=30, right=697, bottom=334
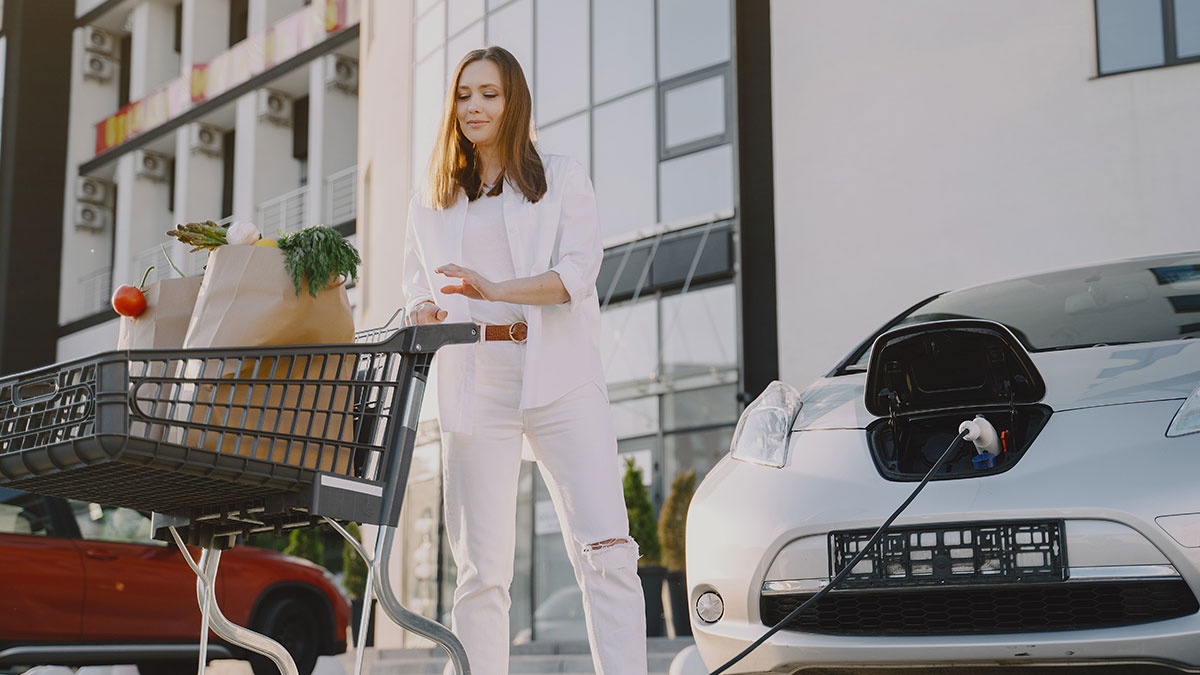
left=111, top=284, right=147, bottom=317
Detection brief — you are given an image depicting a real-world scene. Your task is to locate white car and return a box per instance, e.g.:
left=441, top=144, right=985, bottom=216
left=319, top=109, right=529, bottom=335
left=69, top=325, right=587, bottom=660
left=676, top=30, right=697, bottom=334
left=687, top=252, right=1200, bottom=674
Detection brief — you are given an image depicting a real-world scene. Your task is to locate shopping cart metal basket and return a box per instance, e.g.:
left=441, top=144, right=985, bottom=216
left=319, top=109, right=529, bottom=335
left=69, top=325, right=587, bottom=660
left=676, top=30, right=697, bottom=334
left=0, top=314, right=478, bottom=674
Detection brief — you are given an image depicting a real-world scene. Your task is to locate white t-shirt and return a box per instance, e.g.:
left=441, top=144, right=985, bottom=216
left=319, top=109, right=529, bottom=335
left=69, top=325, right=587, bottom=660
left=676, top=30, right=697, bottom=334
left=461, top=189, right=526, bottom=326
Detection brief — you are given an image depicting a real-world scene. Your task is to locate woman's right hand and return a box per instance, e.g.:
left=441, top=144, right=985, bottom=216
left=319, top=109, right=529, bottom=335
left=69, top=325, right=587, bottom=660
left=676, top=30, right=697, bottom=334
left=408, top=300, right=448, bottom=325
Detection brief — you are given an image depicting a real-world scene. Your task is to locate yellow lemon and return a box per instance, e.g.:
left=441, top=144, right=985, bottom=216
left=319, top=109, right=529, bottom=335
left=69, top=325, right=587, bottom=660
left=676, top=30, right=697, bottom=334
left=253, top=238, right=279, bottom=248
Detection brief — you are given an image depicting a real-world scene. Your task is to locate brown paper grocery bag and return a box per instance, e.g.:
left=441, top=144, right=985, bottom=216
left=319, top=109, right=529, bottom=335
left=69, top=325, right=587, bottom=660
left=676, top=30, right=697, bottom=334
left=119, top=276, right=204, bottom=441
left=180, top=245, right=356, bottom=475
left=117, top=276, right=204, bottom=350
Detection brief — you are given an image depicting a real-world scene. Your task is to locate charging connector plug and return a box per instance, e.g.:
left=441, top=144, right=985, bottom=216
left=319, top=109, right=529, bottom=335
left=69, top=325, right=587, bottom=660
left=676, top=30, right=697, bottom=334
left=959, top=415, right=1000, bottom=470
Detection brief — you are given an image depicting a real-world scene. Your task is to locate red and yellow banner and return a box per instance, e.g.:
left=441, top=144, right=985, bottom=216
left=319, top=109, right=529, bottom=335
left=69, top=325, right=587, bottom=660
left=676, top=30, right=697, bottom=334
left=94, top=0, right=355, bottom=156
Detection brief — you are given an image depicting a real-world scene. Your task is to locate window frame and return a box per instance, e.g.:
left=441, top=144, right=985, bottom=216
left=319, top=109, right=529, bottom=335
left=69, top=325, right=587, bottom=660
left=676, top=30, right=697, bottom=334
left=1095, top=0, right=1200, bottom=75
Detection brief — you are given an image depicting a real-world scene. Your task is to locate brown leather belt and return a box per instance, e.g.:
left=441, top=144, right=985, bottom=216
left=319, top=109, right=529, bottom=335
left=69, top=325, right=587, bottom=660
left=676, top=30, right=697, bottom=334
left=483, top=321, right=528, bottom=343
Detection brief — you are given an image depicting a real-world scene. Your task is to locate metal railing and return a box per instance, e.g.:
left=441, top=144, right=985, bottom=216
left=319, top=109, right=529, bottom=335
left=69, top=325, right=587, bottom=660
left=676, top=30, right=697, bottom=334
left=257, top=187, right=307, bottom=237
left=79, top=266, right=112, bottom=315
left=326, top=166, right=357, bottom=225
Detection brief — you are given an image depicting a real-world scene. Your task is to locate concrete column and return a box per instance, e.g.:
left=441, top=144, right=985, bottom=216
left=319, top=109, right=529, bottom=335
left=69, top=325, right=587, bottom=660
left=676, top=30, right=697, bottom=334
left=174, top=0, right=228, bottom=273
left=307, top=54, right=359, bottom=227
left=360, top=0, right=417, bottom=650
left=174, top=125, right=224, bottom=226
left=249, top=0, right=308, bottom=35
left=233, top=90, right=301, bottom=228
left=180, top=0, right=231, bottom=70
left=128, top=0, right=180, bottom=99
left=58, top=26, right=121, bottom=325
left=112, top=151, right=172, bottom=292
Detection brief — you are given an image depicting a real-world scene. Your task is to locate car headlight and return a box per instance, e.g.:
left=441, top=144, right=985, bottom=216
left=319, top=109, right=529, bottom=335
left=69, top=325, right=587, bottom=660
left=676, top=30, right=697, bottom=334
left=729, top=381, right=803, bottom=468
left=1167, top=382, right=1200, bottom=437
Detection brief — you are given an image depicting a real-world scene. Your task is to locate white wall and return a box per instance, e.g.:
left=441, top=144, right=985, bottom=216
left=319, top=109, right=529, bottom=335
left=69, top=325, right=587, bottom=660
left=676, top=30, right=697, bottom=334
left=770, top=0, right=1200, bottom=388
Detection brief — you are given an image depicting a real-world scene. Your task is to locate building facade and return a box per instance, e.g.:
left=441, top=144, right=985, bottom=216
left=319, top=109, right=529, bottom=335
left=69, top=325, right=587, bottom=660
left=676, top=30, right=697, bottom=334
left=3, top=0, right=1197, bottom=657
left=359, top=0, right=771, bottom=648
left=56, top=0, right=362, bottom=362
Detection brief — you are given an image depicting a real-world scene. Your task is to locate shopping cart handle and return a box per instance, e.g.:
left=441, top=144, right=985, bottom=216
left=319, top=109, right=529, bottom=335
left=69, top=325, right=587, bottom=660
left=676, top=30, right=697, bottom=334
left=384, top=322, right=480, bottom=353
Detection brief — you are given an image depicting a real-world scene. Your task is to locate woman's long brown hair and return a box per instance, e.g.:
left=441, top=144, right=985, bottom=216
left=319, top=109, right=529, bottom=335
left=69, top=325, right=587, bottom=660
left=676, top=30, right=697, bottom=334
left=426, top=46, right=547, bottom=210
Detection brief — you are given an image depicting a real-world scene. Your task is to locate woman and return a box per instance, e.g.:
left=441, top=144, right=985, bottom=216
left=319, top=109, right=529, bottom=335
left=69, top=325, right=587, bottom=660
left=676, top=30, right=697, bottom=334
left=401, top=46, right=648, bottom=675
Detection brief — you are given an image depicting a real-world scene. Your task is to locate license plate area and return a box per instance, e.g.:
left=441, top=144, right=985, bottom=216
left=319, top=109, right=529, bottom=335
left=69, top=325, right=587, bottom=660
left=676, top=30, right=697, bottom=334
left=830, top=520, right=1066, bottom=589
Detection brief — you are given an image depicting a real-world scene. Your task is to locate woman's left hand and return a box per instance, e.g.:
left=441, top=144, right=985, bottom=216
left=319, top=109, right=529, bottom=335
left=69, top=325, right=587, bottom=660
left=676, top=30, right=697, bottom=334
left=437, top=264, right=503, bottom=301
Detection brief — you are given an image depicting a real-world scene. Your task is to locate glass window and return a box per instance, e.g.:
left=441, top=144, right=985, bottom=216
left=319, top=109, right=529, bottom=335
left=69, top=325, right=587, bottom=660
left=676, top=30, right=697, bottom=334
left=664, top=73, right=726, bottom=150
left=594, top=90, right=656, bottom=240
left=72, top=501, right=153, bottom=544
left=1176, top=0, right=1200, bottom=58
left=488, top=0, right=508, bottom=9
left=511, top=461, right=534, bottom=642
left=535, top=0, right=589, bottom=124
left=657, top=0, right=730, bottom=80
left=664, top=426, right=734, bottom=491
left=401, top=442, right=443, bottom=629
left=412, top=48, right=446, bottom=185
left=416, top=1, right=446, bottom=61
left=651, top=224, right=732, bottom=288
left=446, top=20, right=485, bottom=84
left=536, top=112, right=590, bottom=173
left=1096, top=0, right=1166, bottom=73
left=593, top=0, right=654, bottom=103
left=611, top=396, right=659, bottom=439
left=448, top=0, right=485, bottom=36
left=661, top=283, right=737, bottom=378
left=597, top=242, right=653, bottom=301
left=486, top=0, right=533, bottom=84
left=600, top=297, right=658, bottom=385
left=531, top=467, right=588, bottom=644
left=0, top=489, right=50, bottom=536
left=663, top=384, right=739, bottom=431
left=619, top=436, right=658, bottom=493
left=659, top=143, right=733, bottom=224
left=417, top=0, right=441, bottom=16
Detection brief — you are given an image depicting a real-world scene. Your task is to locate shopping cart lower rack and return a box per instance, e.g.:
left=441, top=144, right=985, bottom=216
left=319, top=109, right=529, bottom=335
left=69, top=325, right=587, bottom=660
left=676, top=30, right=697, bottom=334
left=0, top=318, right=478, bottom=675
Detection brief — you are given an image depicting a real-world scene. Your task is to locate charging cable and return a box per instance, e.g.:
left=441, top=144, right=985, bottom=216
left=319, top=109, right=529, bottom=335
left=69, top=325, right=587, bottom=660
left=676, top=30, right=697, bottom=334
left=709, top=429, right=970, bottom=675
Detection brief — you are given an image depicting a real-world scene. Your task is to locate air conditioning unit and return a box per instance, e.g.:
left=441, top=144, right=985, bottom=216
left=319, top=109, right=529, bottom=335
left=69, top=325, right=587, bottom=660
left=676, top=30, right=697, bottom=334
left=133, top=149, right=170, bottom=183
left=82, top=53, right=115, bottom=83
left=83, top=27, right=116, bottom=56
left=75, top=176, right=114, bottom=207
left=257, top=89, right=293, bottom=127
left=189, top=123, right=223, bottom=158
left=75, top=203, right=113, bottom=233
left=325, top=55, right=358, bottom=94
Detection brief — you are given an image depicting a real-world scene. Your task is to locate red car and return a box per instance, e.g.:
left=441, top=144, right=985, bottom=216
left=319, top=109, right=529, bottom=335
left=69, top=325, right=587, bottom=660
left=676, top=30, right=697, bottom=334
left=0, top=487, right=349, bottom=675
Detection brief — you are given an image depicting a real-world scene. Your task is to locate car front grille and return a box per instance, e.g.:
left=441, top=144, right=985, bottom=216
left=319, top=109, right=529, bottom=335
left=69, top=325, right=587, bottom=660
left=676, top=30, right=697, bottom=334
left=760, top=579, right=1198, bottom=635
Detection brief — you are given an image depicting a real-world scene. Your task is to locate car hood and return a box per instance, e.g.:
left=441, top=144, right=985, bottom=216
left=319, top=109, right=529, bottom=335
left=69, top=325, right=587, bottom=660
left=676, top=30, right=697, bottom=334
left=795, top=339, right=1200, bottom=430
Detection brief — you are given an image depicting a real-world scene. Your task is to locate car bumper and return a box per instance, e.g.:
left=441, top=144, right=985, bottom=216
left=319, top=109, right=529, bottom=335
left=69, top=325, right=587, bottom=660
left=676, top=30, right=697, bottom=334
left=686, top=401, right=1200, bottom=673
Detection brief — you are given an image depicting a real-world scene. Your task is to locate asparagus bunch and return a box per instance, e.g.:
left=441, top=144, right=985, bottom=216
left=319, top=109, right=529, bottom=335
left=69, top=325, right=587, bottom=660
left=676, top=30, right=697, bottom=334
left=166, top=221, right=228, bottom=252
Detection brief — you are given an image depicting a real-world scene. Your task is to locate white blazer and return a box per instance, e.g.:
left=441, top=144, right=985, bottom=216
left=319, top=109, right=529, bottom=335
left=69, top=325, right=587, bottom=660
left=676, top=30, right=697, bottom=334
left=402, top=153, right=607, bottom=435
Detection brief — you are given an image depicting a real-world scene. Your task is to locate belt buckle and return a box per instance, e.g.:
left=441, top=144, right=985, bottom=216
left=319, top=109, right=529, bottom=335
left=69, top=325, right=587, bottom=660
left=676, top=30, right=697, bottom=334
left=508, top=321, right=528, bottom=344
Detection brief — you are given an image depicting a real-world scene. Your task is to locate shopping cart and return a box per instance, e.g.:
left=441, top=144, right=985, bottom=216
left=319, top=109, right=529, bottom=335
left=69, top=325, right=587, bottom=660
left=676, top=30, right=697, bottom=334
left=0, top=310, right=478, bottom=675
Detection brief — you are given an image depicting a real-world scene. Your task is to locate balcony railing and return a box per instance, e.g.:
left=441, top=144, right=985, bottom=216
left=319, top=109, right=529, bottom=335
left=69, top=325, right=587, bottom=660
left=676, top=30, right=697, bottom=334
left=326, top=166, right=357, bottom=225
left=79, top=266, right=112, bottom=316
left=258, top=187, right=307, bottom=237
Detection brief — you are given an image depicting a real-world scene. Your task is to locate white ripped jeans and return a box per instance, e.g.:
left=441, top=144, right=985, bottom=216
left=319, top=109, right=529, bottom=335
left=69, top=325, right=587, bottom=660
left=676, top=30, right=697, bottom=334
left=440, top=341, right=648, bottom=675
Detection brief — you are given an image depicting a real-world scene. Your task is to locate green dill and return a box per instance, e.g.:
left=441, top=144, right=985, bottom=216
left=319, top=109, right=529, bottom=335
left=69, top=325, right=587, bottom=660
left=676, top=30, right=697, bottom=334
left=277, top=225, right=362, bottom=298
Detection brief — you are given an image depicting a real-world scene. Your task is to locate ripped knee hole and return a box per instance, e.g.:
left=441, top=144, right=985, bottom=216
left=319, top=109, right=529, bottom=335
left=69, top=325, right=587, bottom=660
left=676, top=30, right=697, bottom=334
left=583, top=537, right=632, bottom=553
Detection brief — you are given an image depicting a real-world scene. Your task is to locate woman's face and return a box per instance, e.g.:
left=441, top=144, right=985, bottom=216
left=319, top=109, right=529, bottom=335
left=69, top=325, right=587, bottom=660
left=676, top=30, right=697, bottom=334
left=456, top=59, right=506, bottom=149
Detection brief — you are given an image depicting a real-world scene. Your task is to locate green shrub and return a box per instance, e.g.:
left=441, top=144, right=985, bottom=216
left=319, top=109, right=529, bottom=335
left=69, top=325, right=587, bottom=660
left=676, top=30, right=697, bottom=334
left=283, top=526, right=324, bottom=567
left=342, top=522, right=370, bottom=600
left=622, top=457, right=660, bottom=567
left=658, top=469, right=696, bottom=573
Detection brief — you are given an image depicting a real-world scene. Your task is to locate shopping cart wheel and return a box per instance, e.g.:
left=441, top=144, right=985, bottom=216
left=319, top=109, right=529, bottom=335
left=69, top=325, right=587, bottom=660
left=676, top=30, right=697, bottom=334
left=248, top=596, right=322, bottom=675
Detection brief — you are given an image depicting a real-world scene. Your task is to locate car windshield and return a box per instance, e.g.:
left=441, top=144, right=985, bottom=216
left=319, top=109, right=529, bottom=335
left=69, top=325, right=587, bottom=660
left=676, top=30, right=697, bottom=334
left=847, top=253, right=1200, bottom=370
